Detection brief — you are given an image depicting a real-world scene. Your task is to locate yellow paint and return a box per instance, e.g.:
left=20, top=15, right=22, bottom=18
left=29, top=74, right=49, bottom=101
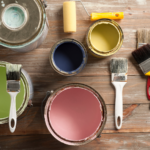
left=63, top=1, right=76, bottom=33
left=145, top=71, right=150, bottom=76
left=87, top=19, right=124, bottom=58
left=90, top=22, right=119, bottom=52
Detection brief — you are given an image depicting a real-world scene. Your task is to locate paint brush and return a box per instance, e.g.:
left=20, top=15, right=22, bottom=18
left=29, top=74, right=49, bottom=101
left=6, top=64, right=22, bottom=133
left=132, top=44, right=150, bottom=100
left=110, top=58, right=128, bottom=130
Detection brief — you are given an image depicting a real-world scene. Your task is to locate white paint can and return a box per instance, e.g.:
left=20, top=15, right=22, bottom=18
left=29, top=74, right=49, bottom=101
left=0, top=0, right=49, bottom=52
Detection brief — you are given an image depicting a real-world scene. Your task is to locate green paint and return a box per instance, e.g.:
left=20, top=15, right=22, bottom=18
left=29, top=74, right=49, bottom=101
left=3, top=6, right=25, bottom=29
left=0, top=66, right=25, bottom=119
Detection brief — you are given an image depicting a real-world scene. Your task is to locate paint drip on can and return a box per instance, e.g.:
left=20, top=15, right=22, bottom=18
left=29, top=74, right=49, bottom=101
left=0, top=0, right=49, bottom=52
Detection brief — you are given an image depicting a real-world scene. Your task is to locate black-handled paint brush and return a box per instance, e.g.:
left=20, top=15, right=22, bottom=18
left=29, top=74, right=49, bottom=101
left=6, top=64, right=22, bottom=133
left=132, top=44, right=150, bottom=100
left=132, top=28, right=150, bottom=100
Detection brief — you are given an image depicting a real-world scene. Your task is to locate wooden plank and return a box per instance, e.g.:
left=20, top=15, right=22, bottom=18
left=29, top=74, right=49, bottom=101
left=0, top=0, right=150, bottom=149
left=31, top=75, right=148, bottom=105
left=0, top=133, right=150, bottom=149
left=0, top=47, right=143, bottom=76
left=0, top=104, right=149, bottom=135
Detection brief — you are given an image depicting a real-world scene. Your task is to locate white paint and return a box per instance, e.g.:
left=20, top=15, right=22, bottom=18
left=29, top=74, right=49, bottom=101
left=136, top=0, right=147, bottom=5
left=1, top=3, right=5, bottom=7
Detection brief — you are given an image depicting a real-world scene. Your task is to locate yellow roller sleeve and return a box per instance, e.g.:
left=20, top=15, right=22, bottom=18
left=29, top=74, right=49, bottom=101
left=90, top=12, right=124, bottom=21
left=63, top=1, right=76, bottom=33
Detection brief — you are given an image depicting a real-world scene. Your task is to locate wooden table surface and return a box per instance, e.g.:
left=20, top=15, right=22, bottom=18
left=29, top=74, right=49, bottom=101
left=1, top=0, right=150, bottom=149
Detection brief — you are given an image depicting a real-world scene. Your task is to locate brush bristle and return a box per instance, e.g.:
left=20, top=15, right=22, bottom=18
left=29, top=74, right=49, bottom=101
left=6, top=64, right=22, bottom=80
left=137, top=29, right=150, bottom=44
left=132, top=44, right=150, bottom=64
left=110, top=58, right=128, bottom=73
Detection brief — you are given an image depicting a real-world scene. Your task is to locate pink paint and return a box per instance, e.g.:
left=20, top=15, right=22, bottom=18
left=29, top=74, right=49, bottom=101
left=49, top=87, right=103, bottom=141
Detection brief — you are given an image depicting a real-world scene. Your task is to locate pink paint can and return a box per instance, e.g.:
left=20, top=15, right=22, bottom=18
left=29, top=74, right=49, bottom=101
left=44, top=83, right=107, bottom=145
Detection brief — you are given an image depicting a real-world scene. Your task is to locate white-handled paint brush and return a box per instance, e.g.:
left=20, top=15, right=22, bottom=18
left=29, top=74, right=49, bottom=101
left=6, top=64, right=22, bottom=133
left=110, top=58, right=128, bottom=130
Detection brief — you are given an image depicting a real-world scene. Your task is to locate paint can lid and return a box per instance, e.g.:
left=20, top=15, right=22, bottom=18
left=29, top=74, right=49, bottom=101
left=0, top=0, right=45, bottom=45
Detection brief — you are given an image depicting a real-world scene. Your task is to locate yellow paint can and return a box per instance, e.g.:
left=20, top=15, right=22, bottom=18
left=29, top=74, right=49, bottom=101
left=86, top=19, right=124, bottom=58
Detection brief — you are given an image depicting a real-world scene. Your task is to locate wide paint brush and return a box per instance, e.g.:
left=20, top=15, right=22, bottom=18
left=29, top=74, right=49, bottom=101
left=6, top=64, right=22, bottom=133
left=132, top=44, right=150, bottom=100
left=110, top=58, right=128, bottom=130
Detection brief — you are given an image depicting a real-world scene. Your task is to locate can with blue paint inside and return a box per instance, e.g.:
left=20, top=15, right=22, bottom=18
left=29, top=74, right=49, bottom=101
left=49, top=39, right=88, bottom=76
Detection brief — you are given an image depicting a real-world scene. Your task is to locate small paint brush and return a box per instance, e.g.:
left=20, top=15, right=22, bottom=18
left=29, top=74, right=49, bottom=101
left=6, top=64, right=22, bottom=133
left=110, top=58, right=128, bottom=130
left=132, top=44, right=150, bottom=100
left=137, top=29, right=150, bottom=48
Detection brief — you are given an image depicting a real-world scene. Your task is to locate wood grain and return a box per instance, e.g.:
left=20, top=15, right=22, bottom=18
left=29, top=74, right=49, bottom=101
left=0, top=0, right=150, bottom=149
left=0, top=104, right=149, bottom=135
left=0, top=133, right=150, bottom=150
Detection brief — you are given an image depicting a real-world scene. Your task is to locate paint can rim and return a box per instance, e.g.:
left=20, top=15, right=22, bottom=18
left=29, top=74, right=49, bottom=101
left=44, top=83, right=107, bottom=146
left=86, top=19, right=124, bottom=57
left=0, top=0, right=46, bottom=46
left=49, top=38, right=88, bottom=76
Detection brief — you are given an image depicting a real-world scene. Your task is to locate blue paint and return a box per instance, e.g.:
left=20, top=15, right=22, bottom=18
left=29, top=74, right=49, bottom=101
left=53, top=41, right=85, bottom=73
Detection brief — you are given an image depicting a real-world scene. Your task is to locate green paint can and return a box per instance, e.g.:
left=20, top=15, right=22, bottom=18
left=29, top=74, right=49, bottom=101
left=0, top=61, right=33, bottom=124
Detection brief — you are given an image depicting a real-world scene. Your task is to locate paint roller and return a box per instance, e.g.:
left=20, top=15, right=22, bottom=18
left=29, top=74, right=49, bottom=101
left=63, top=0, right=124, bottom=33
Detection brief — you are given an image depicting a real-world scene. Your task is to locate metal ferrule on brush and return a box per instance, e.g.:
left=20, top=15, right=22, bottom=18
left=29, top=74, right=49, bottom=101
left=111, top=73, right=127, bottom=82
left=139, top=58, right=150, bottom=75
left=7, top=80, right=20, bottom=92
left=137, top=43, right=147, bottom=48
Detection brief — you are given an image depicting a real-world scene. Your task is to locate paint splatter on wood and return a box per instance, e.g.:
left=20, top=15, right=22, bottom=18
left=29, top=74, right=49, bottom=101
left=123, top=104, right=139, bottom=120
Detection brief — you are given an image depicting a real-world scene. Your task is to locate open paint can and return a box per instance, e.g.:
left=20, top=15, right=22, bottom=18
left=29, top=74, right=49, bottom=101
left=49, top=39, right=88, bottom=76
left=44, top=83, right=107, bottom=145
left=86, top=19, right=124, bottom=58
left=0, top=61, right=33, bottom=124
left=0, top=0, right=49, bottom=52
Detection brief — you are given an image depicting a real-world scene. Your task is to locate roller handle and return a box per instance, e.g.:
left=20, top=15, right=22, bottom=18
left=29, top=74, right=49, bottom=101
left=9, top=92, right=18, bottom=133
left=112, top=82, right=126, bottom=130
left=147, top=77, right=150, bottom=100
left=90, top=12, right=124, bottom=21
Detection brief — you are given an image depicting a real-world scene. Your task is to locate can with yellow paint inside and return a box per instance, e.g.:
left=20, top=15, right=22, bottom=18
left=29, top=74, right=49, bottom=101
left=86, top=19, right=124, bottom=58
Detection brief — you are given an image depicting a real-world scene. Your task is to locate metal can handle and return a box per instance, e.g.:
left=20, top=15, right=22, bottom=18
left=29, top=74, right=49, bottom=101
left=41, top=0, right=47, bottom=8
left=41, top=91, right=52, bottom=120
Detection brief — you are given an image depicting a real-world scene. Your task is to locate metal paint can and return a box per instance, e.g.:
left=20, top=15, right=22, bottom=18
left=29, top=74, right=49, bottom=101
left=49, top=39, right=88, bottom=76
left=44, top=83, right=107, bottom=146
left=0, top=0, right=49, bottom=52
left=0, top=61, right=33, bottom=124
left=86, top=19, right=124, bottom=58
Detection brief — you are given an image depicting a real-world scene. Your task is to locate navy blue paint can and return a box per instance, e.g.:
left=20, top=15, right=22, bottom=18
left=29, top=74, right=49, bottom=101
left=49, top=39, right=88, bottom=76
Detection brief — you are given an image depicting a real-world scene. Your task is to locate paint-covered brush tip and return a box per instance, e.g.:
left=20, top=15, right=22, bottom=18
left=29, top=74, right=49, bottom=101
left=6, top=64, right=22, bottom=80
left=110, top=58, right=128, bottom=73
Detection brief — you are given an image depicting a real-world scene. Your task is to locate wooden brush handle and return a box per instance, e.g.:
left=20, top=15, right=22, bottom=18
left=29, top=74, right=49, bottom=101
left=147, top=77, right=150, bottom=100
